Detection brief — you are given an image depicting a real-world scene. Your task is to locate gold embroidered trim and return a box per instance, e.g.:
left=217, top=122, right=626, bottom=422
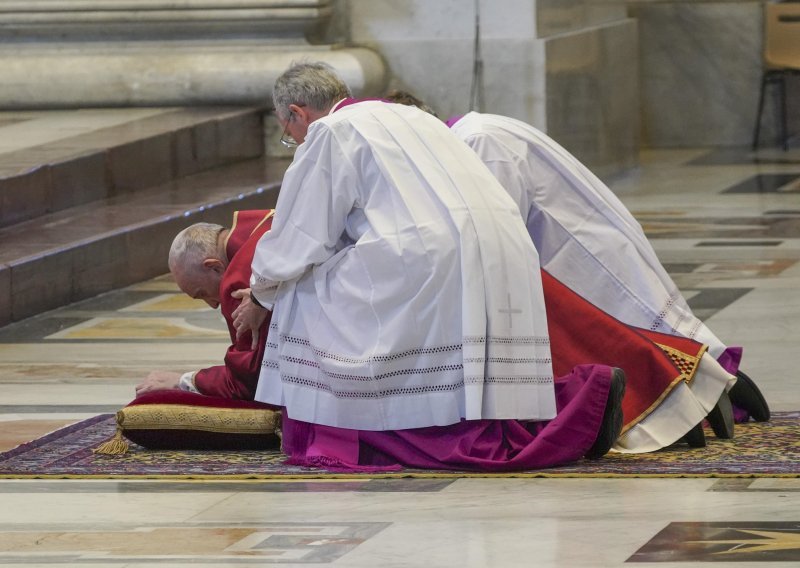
left=117, top=404, right=280, bottom=434
left=250, top=210, right=275, bottom=237
left=618, top=342, right=709, bottom=435
left=225, top=210, right=241, bottom=252
left=656, top=342, right=708, bottom=385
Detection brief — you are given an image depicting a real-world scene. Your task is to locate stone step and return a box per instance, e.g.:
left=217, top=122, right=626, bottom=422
left=0, top=106, right=264, bottom=229
left=0, top=155, right=290, bottom=326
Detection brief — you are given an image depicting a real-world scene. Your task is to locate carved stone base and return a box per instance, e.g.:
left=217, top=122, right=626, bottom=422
left=0, top=1, right=387, bottom=108
left=0, top=43, right=386, bottom=108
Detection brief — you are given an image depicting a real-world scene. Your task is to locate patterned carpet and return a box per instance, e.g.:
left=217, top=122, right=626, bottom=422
left=1, top=412, right=799, bottom=479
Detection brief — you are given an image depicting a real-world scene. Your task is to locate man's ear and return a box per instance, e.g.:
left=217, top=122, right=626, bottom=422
left=202, top=258, right=225, bottom=274
left=289, top=104, right=312, bottom=126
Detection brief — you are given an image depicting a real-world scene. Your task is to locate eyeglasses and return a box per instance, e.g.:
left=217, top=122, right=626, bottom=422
left=279, top=111, right=298, bottom=149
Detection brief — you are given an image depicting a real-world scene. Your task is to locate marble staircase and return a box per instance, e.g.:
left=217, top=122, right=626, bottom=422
left=0, top=107, right=291, bottom=326
left=0, top=0, right=387, bottom=327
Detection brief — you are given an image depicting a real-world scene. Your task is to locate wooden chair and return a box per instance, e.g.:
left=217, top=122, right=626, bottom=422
left=753, top=2, right=800, bottom=150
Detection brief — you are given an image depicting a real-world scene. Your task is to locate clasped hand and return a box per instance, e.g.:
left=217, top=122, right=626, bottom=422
left=231, top=288, right=269, bottom=350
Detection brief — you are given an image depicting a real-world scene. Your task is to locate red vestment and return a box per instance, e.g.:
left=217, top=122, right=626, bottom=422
left=193, top=210, right=274, bottom=400
left=542, top=269, right=706, bottom=435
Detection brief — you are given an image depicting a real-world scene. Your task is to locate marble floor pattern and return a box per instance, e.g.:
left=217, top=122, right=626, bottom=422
left=2, top=146, right=800, bottom=566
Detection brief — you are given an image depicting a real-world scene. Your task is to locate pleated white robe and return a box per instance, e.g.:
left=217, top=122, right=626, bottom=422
left=451, top=112, right=729, bottom=357
left=251, top=102, right=556, bottom=431
left=451, top=112, right=736, bottom=452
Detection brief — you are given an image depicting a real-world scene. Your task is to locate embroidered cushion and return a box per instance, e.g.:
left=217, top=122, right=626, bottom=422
left=100, top=390, right=281, bottom=453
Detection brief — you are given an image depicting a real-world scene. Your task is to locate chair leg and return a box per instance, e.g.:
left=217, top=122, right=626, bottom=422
left=779, top=72, right=789, bottom=151
left=753, top=73, right=768, bottom=150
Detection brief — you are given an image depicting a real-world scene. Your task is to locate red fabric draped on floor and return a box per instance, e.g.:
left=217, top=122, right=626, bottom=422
left=542, top=269, right=706, bottom=434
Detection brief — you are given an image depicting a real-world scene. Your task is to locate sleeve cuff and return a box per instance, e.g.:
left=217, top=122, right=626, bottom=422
left=178, top=371, right=200, bottom=394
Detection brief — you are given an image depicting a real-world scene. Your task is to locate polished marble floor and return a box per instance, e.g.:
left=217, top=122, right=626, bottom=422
left=1, top=146, right=800, bottom=566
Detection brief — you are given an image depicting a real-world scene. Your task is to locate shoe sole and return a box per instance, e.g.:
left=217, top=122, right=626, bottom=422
left=707, top=391, right=735, bottom=439
left=586, top=367, right=627, bottom=459
left=730, top=371, right=770, bottom=422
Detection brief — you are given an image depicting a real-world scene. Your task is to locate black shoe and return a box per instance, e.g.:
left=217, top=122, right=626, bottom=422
left=682, top=423, right=706, bottom=448
left=729, top=370, right=770, bottom=422
left=706, top=391, right=735, bottom=439
left=586, top=368, right=626, bottom=460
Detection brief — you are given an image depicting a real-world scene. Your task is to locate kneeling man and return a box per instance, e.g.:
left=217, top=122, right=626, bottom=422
left=135, top=210, right=274, bottom=400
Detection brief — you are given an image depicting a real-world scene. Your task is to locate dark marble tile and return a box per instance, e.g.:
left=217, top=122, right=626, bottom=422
left=645, top=215, right=800, bottom=240
left=629, top=522, right=800, bottom=562
left=665, top=259, right=797, bottom=280
left=661, top=262, right=701, bottom=274
left=695, top=240, right=783, bottom=247
left=0, top=316, right=91, bottom=342
left=684, top=288, right=752, bottom=320
left=687, top=147, right=800, bottom=166
left=722, top=173, right=800, bottom=194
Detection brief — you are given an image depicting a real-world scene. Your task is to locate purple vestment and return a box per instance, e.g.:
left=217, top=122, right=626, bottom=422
left=279, top=364, right=612, bottom=472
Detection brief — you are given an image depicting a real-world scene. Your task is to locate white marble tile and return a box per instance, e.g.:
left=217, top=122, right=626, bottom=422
left=0, top=492, right=235, bottom=524
left=0, top=382, right=138, bottom=406
left=0, top=413, right=98, bottom=422
left=0, top=146, right=799, bottom=567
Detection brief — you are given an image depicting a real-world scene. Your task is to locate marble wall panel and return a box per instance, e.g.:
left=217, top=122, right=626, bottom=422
left=364, top=38, right=548, bottom=129
left=537, top=0, right=627, bottom=38
left=346, top=0, right=538, bottom=41
left=545, top=18, right=639, bottom=177
left=629, top=1, right=770, bottom=147
left=345, top=0, right=638, bottom=175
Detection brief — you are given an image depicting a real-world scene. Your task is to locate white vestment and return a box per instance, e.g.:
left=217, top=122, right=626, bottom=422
left=451, top=112, right=736, bottom=452
left=251, top=102, right=556, bottom=431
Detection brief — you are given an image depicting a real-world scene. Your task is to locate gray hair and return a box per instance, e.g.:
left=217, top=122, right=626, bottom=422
left=168, top=222, right=225, bottom=275
left=383, top=89, right=439, bottom=119
left=272, top=62, right=352, bottom=120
